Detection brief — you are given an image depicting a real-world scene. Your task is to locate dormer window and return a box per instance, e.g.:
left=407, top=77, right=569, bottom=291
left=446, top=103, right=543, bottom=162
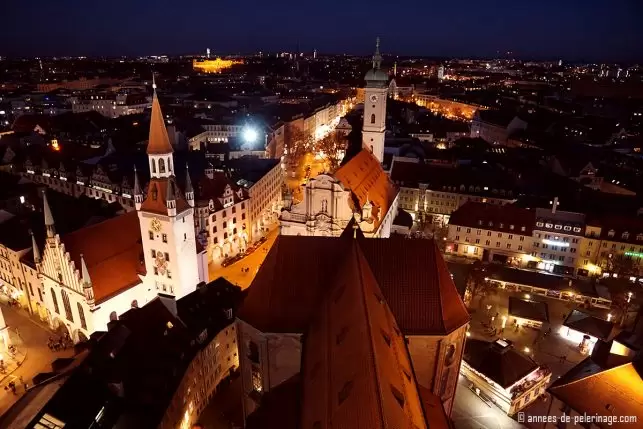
left=636, top=233, right=643, bottom=241
left=622, top=232, right=630, bottom=240
left=536, top=222, right=544, bottom=227
left=151, top=184, right=158, bottom=200
left=545, top=223, right=553, bottom=228
left=608, top=229, right=615, bottom=238
left=564, top=225, right=572, bottom=231
left=554, top=224, right=562, bottom=230
left=509, top=225, right=514, bottom=230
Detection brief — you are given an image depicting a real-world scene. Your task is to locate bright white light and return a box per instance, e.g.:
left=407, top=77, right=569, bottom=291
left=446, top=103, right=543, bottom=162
left=19, top=196, right=25, bottom=204
left=524, top=294, right=531, bottom=299
left=524, top=347, right=530, bottom=353
left=243, top=127, right=259, bottom=143
left=542, top=239, right=570, bottom=247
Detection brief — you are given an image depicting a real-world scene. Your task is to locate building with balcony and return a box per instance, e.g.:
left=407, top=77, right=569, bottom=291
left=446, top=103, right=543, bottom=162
left=461, top=339, right=551, bottom=416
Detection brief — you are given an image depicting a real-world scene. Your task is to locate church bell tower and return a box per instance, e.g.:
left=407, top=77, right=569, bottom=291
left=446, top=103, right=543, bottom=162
left=137, top=77, right=199, bottom=299
left=362, top=37, right=388, bottom=164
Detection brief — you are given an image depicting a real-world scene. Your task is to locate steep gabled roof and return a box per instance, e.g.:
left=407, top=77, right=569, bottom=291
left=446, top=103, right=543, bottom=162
left=334, top=148, right=398, bottom=229
left=238, top=235, right=469, bottom=336
left=60, top=211, right=145, bottom=303
left=548, top=361, right=643, bottom=429
left=147, top=92, right=173, bottom=155
left=140, top=177, right=191, bottom=216
left=301, top=240, right=429, bottom=429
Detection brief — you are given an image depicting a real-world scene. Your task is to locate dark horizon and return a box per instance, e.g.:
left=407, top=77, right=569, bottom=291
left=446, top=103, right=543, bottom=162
left=3, top=0, right=643, bottom=63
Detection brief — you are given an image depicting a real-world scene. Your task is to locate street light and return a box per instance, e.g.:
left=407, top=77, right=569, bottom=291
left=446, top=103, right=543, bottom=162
left=243, top=127, right=259, bottom=144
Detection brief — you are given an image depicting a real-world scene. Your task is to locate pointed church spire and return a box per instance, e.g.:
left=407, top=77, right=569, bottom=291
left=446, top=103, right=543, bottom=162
left=31, top=231, right=41, bottom=264
left=372, top=36, right=382, bottom=70
left=166, top=180, right=177, bottom=216
left=80, top=254, right=95, bottom=307
left=146, top=74, right=173, bottom=155
left=42, top=190, right=55, bottom=238
left=80, top=254, right=91, bottom=286
left=133, top=166, right=143, bottom=210
left=184, top=164, right=194, bottom=207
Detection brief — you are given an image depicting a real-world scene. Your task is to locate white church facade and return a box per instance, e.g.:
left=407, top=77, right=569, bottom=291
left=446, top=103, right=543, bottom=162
left=279, top=38, right=398, bottom=238
left=36, top=87, right=200, bottom=342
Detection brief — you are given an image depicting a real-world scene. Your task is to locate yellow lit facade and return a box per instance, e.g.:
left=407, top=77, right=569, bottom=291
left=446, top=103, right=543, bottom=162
left=193, top=58, right=242, bottom=74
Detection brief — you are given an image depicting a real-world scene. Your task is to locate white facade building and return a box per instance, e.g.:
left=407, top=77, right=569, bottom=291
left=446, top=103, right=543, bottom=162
left=36, top=89, right=200, bottom=342
left=71, top=93, right=150, bottom=118
left=280, top=149, right=399, bottom=238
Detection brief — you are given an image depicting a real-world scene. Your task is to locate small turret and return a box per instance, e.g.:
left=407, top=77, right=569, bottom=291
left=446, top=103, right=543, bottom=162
left=166, top=181, right=177, bottom=217
left=42, top=190, right=55, bottom=240
left=133, top=166, right=144, bottom=210
left=184, top=164, right=194, bottom=207
left=31, top=231, right=41, bottom=264
left=80, top=254, right=95, bottom=308
left=205, top=163, right=214, bottom=179
left=362, top=194, right=373, bottom=221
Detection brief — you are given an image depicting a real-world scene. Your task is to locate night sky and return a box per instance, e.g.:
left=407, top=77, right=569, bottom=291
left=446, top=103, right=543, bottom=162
left=3, top=0, right=643, bottom=61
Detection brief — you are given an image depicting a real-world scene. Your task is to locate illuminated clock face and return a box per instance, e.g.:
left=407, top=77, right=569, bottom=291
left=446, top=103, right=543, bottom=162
left=370, top=94, right=378, bottom=103
left=151, top=218, right=162, bottom=232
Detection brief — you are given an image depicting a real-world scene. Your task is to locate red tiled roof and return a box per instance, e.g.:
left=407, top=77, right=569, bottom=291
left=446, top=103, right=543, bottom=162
left=140, top=178, right=191, bottom=216
left=335, top=148, right=398, bottom=228
left=60, top=211, right=145, bottom=303
left=238, top=235, right=469, bottom=336
left=449, top=202, right=535, bottom=235
left=301, top=240, right=429, bottom=429
left=548, top=362, right=643, bottom=429
left=147, top=94, right=173, bottom=155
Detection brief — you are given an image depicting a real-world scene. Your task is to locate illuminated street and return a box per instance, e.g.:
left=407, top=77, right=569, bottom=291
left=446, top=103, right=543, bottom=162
left=0, top=303, right=74, bottom=417
left=285, top=152, right=329, bottom=204
left=208, top=227, right=279, bottom=290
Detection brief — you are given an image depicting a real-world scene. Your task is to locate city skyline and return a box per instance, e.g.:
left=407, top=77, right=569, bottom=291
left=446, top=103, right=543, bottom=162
left=3, top=0, right=643, bottom=62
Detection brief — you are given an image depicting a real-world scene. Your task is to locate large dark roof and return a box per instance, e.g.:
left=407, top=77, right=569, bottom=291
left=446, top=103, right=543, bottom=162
left=449, top=202, right=535, bottom=235
left=26, top=279, right=242, bottom=429
left=464, top=339, right=539, bottom=388
left=508, top=296, right=549, bottom=323
left=238, top=235, right=470, bottom=336
left=563, top=310, right=614, bottom=341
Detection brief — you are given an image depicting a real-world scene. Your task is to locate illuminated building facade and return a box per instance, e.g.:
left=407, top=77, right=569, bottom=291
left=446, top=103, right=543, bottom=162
left=362, top=38, right=388, bottom=163
left=461, top=339, right=551, bottom=416
left=391, top=160, right=517, bottom=226
left=193, top=58, right=242, bottom=74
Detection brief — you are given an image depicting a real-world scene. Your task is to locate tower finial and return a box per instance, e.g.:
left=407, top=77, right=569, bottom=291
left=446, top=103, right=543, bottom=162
left=31, top=230, right=41, bottom=264
left=373, top=37, right=382, bottom=70
left=152, top=73, right=157, bottom=91
left=42, top=190, right=55, bottom=238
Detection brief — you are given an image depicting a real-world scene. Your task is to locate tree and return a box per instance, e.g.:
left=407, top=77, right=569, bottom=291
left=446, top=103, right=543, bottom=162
left=610, top=291, right=633, bottom=327
left=608, top=254, right=637, bottom=276
left=314, top=131, right=347, bottom=173
left=464, top=260, right=492, bottom=309
left=284, top=127, right=311, bottom=173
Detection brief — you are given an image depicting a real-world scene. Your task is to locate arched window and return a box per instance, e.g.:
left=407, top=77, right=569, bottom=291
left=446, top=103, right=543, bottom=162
left=159, top=158, right=166, bottom=173
left=109, top=311, right=118, bottom=321
left=151, top=159, right=157, bottom=174
left=77, top=302, right=87, bottom=330
left=131, top=300, right=139, bottom=308
left=51, top=288, right=59, bottom=314
left=370, top=114, right=375, bottom=124
left=61, top=290, right=73, bottom=322
left=167, top=157, right=172, bottom=172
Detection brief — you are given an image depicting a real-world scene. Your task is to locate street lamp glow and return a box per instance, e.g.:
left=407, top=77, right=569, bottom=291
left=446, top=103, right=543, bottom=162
left=524, top=347, right=530, bottom=353
left=243, top=127, right=259, bottom=143
left=524, top=294, right=531, bottom=300
left=607, top=313, right=613, bottom=322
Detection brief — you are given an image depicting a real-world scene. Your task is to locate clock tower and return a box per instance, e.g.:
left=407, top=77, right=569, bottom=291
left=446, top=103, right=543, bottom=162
left=362, top=37, right=388, bottom=164
left=137, top=80, right=199, bottom=299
